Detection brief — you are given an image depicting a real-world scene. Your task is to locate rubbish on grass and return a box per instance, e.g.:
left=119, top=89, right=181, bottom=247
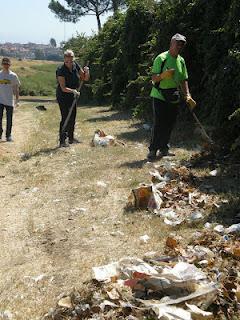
left=139, top=234, right=150, bottom=243
left=36, top=105, right=47, bottom=111
left=44, top=225, right=240, bottom=320
left=204, top=223, right=212, bottom=229
left=187, top=211, right=204, bottom=222
left=213, top=225, right=225, bottom=234
left=91, top=129, right=125, bottom=147
left=166, top=236, right=178, bottom=249
left=127, top=185, right=163, bottom=211
left=92, top=262, right=118, bottom=282
left=185, top=303, right=213, bottom=318
left=225, top=223, right=240, bottom=234
left=159, top=209, right=184, bottom=226
left=151, top=304, right=192, bottom=320
left=58, top=296, right=72, bottom=308
left=24, top=274, right=46, bottom=283
left=97, top=181, right=107, bottom=188
left=0, top=310, right=13, bottom=320
left=209, top=169, right=218, bottom=176
left=149, top=169, right=167, bottom=183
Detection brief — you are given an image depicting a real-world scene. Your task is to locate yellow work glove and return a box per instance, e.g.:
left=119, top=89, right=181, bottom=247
left=160, top=68, right=175, bottom=80
left=186, top=95, right=196, bottom=110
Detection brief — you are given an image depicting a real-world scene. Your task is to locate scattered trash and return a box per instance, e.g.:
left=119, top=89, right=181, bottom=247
left=139, top=234, right=150, bottom=243
left=58, top=296, right=72, bottom=308
left=70, top=207, right=87, bottom=213
left=24, top=274, right=46, bottom=283
left=110, top=231, right=124, bottom=236
left=213, top=224, right=225, bottom=234
left=97, top=181, right=108, bottom=188
left=36, top=105, right=47, bottom=111
left=187, top=211, right=204, bottom=223
left=92, top=262, right=118, bottom=282
left=126, top=164, right=221, bottom=226
left=44, top=226, right=240, bottom=320
left=127, top=185, right=163, bottom=211
left=91, top=129, right=125, bottom=147
left=204, top=222, right=212, bottom=229
left=53, top=199, right=61, bottom=203
left=225, top=223, right=240, bottom=234
left=0, top=310, right=13, bottom=320
left=209, top=169, right=218, bottom=176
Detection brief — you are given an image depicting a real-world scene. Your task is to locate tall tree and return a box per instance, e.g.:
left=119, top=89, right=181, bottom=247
left=49, top=0, right=124, bottom=32
left=112, top=0, right=125, bottom=14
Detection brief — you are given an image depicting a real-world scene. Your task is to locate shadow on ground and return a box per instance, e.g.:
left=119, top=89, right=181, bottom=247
left=20, top=146, right=60, bottom=161
left=85, top=110, right=131, bottom=123
left=119, top=159, right=148, bottom=169
left=186, top=153, right=240, bottom=226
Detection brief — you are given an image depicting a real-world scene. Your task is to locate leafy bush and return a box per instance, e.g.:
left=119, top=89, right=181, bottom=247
left=63, top=0, right=240, bottom=154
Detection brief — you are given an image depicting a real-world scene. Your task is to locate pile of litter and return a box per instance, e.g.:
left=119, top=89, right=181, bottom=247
left=126, top=163, right=222, bottom=226
left=91, top=129, right=125, bottom=147
left=43, top=226, right=240, bottom=319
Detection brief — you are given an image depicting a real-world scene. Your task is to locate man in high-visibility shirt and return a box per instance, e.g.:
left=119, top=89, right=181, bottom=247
left=147, top=33, right=196, bottom=161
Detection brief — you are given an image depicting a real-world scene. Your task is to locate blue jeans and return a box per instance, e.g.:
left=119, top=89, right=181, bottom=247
left=0, top=104, right=13, bottom=138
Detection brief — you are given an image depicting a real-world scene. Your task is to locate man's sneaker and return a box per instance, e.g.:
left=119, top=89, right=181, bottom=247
left=59, top=141, right=69, bottom=148
left=6, top=136, right=13, bottom=142
left=147, top=150, right=157, bottom=161
left=69, top=137, right=80, bottom=144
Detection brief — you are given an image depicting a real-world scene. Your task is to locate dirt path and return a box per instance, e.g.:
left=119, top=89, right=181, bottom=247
left=0, top=102, right=197, bottom=319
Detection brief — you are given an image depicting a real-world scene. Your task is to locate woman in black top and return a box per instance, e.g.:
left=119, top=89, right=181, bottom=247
left=56, top=49, right=89, bottom=147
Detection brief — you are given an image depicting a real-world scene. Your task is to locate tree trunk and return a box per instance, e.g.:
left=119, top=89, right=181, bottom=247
left=96, top=12, right=102, bottom=31
left=112, top=0, right=119, bottom=14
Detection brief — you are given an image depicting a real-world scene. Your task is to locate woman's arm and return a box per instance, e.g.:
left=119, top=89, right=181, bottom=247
left=58, top=76, right=77, bottom=93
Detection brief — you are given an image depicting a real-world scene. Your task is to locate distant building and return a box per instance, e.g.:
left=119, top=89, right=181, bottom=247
left=0, top=42, right=62, bottom=61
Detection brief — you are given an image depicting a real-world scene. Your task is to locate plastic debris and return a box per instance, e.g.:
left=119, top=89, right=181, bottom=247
left=58, top=296, right=72, bottom=308
left=186, top=303, right=213, bottom=318
left=209, top=169, right=218, bottom=176
left=127, top=185, right=163, bottom=211
left=43, top=227, right=240, bottom=320
left=92, top=262, right=118, bottom=282
left=213, top=225, right=225, bottom=234
left=36, top=105, right=47, bottom=111
left=225, top=223, right=240, bottom=234
left=159, top=209, right=184, bottom=226
left=91, top=129, right=125, bottom=147
left=126, top=164, right=221, bottom=225
left=0, top=310, right=13, bottom=320
left=139, top=234, right=150, bottom=243
left=187, top=211, right=204, bottom=222
left=97, top=181, right=107, bottom=188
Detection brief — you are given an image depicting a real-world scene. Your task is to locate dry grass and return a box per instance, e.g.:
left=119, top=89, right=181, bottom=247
left=0, top=103, right=235, bottom=319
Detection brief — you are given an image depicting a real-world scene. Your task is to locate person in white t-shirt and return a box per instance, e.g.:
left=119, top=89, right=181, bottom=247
left=0, top=57, right=21, bottom=142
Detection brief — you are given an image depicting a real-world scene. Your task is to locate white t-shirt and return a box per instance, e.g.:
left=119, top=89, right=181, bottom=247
left=0, top=70, right=21, bottom=107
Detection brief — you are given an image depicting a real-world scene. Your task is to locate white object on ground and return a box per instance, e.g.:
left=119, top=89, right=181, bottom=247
left=225, top=223, right=240, bottom=234
left=139, top=234, right=150, bottom=243
left=213, top=225, right=225, bottom=234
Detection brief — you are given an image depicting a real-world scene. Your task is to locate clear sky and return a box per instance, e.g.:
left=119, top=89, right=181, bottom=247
left=0, top=0, right=110, bottom=45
